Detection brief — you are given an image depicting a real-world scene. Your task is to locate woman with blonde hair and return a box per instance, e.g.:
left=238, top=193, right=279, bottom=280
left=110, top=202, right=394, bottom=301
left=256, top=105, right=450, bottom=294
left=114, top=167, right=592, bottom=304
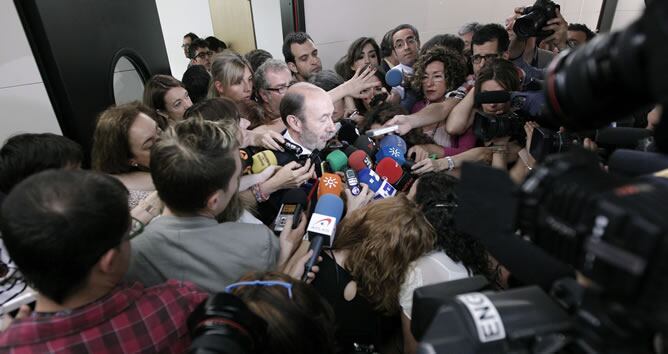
left=311, top=195, right=435, bottom=353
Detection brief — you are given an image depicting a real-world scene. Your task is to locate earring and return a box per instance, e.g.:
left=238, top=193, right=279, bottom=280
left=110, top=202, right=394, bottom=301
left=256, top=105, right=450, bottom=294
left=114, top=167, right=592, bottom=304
left=131, top=162, right=139, bottom=167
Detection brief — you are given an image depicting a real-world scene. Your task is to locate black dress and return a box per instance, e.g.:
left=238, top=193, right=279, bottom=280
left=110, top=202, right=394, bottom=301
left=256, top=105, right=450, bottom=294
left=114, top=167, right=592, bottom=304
left=311, top=251, right=400, bottom=354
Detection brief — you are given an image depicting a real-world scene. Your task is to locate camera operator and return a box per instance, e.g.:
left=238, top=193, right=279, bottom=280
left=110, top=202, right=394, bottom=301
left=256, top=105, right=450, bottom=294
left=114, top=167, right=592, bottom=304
left=506, top=3, right=569, bottom=68
left=0, top=170, right=207, bottom=352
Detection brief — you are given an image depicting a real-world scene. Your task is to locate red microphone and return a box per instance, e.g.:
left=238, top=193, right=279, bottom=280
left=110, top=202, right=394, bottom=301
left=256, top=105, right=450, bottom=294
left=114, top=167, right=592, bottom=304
left=349, top=150, right=374, bottom=172
left=375, top=157, right=415, bottom=192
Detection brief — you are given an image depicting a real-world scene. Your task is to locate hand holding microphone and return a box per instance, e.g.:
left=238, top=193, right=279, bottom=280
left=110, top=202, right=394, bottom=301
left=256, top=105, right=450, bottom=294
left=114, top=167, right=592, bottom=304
left=344, top=182, right=374, bottom=213
left=303, top=194, right=344, bottom=281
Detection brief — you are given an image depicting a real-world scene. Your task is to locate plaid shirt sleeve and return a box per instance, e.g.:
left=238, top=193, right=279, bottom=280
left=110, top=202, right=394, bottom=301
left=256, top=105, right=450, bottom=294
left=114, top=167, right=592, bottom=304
left=0, top=280, right=208, bottom=354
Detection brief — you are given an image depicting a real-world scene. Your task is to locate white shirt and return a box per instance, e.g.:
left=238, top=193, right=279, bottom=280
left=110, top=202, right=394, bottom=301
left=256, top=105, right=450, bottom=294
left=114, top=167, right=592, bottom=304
left=399, top=250, right=471, bottom=319
left=283, top=130, right=312, bottom=156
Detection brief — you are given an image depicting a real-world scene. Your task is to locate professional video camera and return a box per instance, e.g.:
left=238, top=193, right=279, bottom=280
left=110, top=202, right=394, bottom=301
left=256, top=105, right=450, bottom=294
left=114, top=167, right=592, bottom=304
left=514, top=0, right=561, bottom=39
left=413, top=0, right=668, bottom=352
left=472, top=89, right=548, bottom=142
left=188, top=293, right=267, bottom=354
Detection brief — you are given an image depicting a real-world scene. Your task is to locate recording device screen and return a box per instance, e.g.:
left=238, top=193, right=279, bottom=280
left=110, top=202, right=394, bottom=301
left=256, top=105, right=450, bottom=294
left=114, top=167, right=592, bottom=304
left=273, top=203, right=302, bottom=233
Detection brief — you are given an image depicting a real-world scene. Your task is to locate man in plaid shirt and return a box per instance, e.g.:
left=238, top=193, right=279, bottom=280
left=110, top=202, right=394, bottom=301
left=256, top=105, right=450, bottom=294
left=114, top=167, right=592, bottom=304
left=0, top=170, right=208, bottom=353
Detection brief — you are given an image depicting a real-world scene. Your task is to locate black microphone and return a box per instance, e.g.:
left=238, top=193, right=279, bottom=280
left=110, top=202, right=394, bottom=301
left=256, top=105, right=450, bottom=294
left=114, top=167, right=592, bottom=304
left=608, top=149, right=668, bottom=178
left=595, top=127, right=653, bottom=148
left=303, top=194, right=345, bottom=281
left=337, top=119, right=360, bottom=146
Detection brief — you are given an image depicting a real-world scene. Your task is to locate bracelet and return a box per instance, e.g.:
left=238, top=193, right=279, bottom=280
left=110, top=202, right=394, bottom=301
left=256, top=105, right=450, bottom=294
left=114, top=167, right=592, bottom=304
left=519, top=153, right=533, bottom=171
left=445, top=156, right=455, bottom=171
left=251, top=183, right=269, bottom=202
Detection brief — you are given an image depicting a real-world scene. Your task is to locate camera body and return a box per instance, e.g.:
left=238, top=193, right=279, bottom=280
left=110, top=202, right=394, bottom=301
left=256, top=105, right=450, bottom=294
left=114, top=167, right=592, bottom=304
left=514, top=0, right=560, bottom=39
left=473, top=110, right=526, bottom=142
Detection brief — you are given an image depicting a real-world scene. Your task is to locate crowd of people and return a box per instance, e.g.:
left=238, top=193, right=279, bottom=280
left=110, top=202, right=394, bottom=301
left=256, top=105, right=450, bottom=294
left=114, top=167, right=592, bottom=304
left=0, top=6, right=660, bottom=354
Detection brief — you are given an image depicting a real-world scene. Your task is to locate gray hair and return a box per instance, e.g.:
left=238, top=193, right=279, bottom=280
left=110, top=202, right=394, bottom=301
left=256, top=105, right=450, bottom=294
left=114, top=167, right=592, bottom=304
left=458, top=22, right=483, bottom=36
left=254, top=59, right=290, bottom=92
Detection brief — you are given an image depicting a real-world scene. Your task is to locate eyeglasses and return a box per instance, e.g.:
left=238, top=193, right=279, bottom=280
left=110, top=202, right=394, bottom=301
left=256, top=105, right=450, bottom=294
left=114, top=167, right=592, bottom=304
left=264, top=82, right=294, bottom=95
left=224, top=280, right=293, bottom=299
left=471, top=53, right=500, bottom=64
left=421, top=73, right=445, bottom=83
left=394, top=37, right=418, bottom=50
left=194, top=51, right=214, bottom=60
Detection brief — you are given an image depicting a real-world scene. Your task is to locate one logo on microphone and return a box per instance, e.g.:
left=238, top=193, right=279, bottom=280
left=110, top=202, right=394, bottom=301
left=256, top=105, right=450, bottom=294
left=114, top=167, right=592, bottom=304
left=315, top=217, right=332, bottom=227
left=323, top=176, right=338, bottom=188
left=307, top=212, right=337, bottom=236
left=389, top=147, right=401, bottom=158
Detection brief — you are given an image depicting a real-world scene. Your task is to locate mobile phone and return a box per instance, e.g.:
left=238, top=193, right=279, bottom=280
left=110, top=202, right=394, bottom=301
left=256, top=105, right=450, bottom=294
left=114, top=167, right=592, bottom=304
left=344, top=168, right=361, bottom=196
left=281, top=140, right=303, bottom=155
left=0, top=289, right=36, bottom=316
left=273, top=203, right=303, bottom=233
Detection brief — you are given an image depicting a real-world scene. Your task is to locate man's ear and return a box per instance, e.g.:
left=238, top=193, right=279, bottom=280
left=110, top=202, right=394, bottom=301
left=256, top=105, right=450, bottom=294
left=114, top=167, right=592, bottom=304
left=286, top=114, right=302, bottom=133
left=206, top=189, right=224, bottom=213
left=97, top=248, right=121, bottom=274
left=502, top=51, right=510, bottom=60
left=287, top=62, right=298, bottom=75
left=259, top=89, right=271, bottom=104
left=214, top=80, right=225, bottom=96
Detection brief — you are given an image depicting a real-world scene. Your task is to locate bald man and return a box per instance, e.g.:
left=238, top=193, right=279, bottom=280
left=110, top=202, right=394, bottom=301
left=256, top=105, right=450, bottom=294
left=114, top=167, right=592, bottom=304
left=280, top=82, right=336, bottom=154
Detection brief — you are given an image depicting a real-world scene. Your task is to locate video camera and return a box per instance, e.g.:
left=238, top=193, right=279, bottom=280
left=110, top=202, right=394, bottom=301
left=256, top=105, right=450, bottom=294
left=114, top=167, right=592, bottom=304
left=413, top=0, right=668, bottom=351
left=514, top=0, right=561, bottom=39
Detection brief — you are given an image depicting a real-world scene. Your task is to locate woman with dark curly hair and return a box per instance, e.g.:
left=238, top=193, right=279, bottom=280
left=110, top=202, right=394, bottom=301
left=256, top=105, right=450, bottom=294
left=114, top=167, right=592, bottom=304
left=401, top=171, right=499, bottom=354
left=311, top=195, right=435, bottom=354
left=407, top=45, right=477, bottom=161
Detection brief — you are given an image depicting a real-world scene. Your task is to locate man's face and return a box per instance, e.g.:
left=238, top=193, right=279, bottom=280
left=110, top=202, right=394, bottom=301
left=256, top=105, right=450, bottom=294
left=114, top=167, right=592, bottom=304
left=297, top=91, right=336, bottom=151
left=472, top=39, right=501, bottom=76
left=288, top=40, right=322, bottom=81
left=460, top=31, right=474, bottom=56
left=392, top=28, right=420, bottom=67
left=260, top=68, right=293, bottom=115
left=567, top=30, right=588, bottom=48
left=182, top=37, right=193, bottom=59
left=192, top=47, right=213, bottom=71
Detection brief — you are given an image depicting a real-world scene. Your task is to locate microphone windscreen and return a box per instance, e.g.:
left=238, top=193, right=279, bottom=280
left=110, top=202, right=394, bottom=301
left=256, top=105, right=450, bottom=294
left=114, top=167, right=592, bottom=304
left=354, top=135, right=376, bottom=156
left=282, top=188, right=308, bottom=207
left=343, top=145, right=358, bottom=157
left=318, top=173, right=343, bottom=199
left=375, top=145, right=406, bottom=166
left=251, top=150, right=278, bottom=174
left=595, top=127, right=653, bottom=148
left=385, top=67, right=403, bottom=87
left=349, top=150, right=373, bottom=172
left=325, top=150, right=348, bottom=172
left=307, top=194, right=345, bottom=244
left=357, top=168, right=382, bottom=192
left=608, top=149, right=668, bottom=178
left=475, top=90, right=511, bottom=105
left=379, top=135, right=407, bottom=154
left=337, top=119, right=360, bottom=145
left=376, top=157, right=403, bottom=184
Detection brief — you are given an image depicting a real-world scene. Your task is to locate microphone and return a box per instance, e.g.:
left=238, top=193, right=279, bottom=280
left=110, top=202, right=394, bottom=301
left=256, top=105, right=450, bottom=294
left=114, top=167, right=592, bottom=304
left=337, top=119, right=360, bottom=145
left=595, top=127, right=653, bottom=148
left=385, top=67, right=404, bottom=87
left=348, top=150, right=374, bottom=172
left=273, top=189, right=308, bottom=233
left=375, top=145, right=406, bottom=166
left=358, top=167, right=397, bottom=199
left=280, top=140, right=303, bottom=155
left=608, top=149, right=668, bottom=178
left=366, top=125, right=399, bottom=137
left=376, top=157, right=415, bottom=192
left=379, top=135, right=407, bottom=154
left=325, top=150, right=348, bottom=172
left=303, top=194, right=345, bottom=281
left=251, top=150, right=278, bottom=174
left=317, top=173, right=343, bottom=199
left=354, top=135, right=377, bottom=156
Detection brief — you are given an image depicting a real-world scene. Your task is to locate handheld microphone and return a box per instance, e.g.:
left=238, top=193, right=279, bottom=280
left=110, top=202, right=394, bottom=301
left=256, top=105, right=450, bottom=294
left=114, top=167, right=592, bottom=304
left=337, top=119, right=361, bottom=145
left=366, top=125, right=399, bottom=137
left=379, top=135, right=407, bottom=154
left=376, top=145, right=406, bottom=166
left=317, top=173, right=343, bottom=199
left=348, top=150, right=374, bottom=172
left=385, top=67, right=404, bottom=87
left=358, top=167, right=397, bottom=199
left=273, top=189, right=308, bottom=233
left=343, top=145, right=358, bottom=157
left=376, top=157, right=415, bottom=192
left=344, top=168, right=361, bottom=196
left=325, top=150, right=348, bottom=172
left=354, top=135, right=377, bottom=156
left=251, top=150, right=278, bottom=174
left=280, top=140, right=303, bottom=155
left=608, top=149, right=668, bottom=178
left=303, top=194, right=344, bottom=281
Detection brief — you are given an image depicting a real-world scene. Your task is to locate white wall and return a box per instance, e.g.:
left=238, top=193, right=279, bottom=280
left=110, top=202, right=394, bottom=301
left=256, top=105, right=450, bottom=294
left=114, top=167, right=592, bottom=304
left=610, top=0, right=645, bottom=31
left=0, top=0, right=61, bottom=145
left=251, top=0, right=284, bottom=60
left=155, top=0, right=214, bottom=81
left=304, top=0, right=604, bottom=71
